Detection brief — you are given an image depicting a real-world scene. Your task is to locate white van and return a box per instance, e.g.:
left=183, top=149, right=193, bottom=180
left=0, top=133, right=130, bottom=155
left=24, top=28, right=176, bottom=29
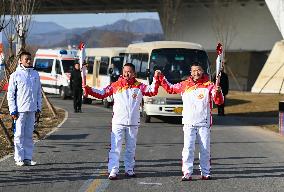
left=84, top=47, right=126, bottom=106
left=124, top=41, right=211, bottom=123
left=33, top=49, right=77, bottom=99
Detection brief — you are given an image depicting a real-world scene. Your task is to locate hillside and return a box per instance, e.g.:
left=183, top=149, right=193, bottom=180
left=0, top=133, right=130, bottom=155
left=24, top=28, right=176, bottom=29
left=26, top=18, right=164, bottom=48
left=98, top=18, right=163, bottom=34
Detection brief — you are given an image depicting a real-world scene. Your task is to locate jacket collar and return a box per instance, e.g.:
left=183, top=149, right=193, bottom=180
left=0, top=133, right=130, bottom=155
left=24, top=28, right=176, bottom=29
left=17, top=64, right=34, bottom=72
left=118, top=76, right=137, bottom=86
left=188, top=74, right=209, bottom=84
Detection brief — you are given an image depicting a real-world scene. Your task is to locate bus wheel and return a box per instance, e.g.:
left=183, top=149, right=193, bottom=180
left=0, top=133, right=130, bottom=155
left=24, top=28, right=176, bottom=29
left=142, top=112, right=151, bottom=123
left=103, top=99, right=111, bottom=108
left=60, top=87, right=67, bottom=100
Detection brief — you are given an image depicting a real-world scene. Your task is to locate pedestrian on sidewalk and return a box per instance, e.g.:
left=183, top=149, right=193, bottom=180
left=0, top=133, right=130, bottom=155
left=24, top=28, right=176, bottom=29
left=7, top=51, right=42, bottom=166
left=84, top=63, right=160, bottom=180
left=70, top=62, right=83, bottom=113
left=158, top=62, right=224, bottom=181
left=213, top=68, right=229, bottom=116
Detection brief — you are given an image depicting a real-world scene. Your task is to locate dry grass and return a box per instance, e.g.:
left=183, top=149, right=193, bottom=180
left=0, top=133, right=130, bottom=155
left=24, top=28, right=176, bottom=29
left=212, top=91, right=284, bottom=133
left=214, top=91, right=284, bottom=117
left=0, top=99, right=65, bottom=159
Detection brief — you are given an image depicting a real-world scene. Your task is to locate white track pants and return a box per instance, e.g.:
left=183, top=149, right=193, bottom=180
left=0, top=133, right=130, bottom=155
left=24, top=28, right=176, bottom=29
left=108, top=124, right=138, bottom=174
left=14, top=112, right=35, bottom=162
left=182, top=124, right=211, bottom=176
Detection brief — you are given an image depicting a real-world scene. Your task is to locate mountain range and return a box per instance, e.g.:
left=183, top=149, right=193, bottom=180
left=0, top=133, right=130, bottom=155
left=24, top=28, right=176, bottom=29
left=21, top=18, right=163, bottom=48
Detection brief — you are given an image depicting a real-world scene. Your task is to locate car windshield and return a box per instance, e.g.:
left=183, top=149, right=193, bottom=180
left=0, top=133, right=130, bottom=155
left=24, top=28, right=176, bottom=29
left=149, top=48, right=210, bottom=84
left=62, top=60, right=75, bottom=73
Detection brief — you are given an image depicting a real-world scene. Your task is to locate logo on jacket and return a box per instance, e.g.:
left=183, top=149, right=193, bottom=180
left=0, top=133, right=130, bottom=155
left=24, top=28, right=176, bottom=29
left=132, top=93, right=137, bottom=99
left=197, top=93, right=204, bottom=99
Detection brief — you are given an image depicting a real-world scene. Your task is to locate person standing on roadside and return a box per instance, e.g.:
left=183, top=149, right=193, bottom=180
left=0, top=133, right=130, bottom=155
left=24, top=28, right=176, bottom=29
left=7, top=51, right=42, bottom=166
left=213, top=68, right=229, bottom=116
left=70, top=62, right=83, bottom=113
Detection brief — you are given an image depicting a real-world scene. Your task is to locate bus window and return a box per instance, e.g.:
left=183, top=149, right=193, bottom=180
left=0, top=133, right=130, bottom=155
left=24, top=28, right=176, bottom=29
left=87, top=57, right=95, bottom=74
left=111, top=56, right=124, bottom=75
left=34, top=59, right=53, bottom=73
left=130, top=54, right=142, bottom=76
left=137, top=54, right=148, bottom=79
left=99, top=57, right=109, bottom=75
left=149, top=48, right=209, bottom=84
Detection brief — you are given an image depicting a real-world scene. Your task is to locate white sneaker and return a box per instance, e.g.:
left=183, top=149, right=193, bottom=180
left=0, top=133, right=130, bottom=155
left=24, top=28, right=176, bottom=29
left=108, top=172, right=118, bottom=180
left=24, top=159, right=37, bottom=166
left=15, top=161, right=25, bottom=166
left=125, top=170, right=136, bottom=177
left=181, top=173, right=192, bottom=181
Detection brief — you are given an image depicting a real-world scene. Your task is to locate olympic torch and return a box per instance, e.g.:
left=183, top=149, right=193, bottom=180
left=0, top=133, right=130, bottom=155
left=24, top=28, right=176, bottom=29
left=215, top=42, right=223, bottom=87
left=78, top=42, right=87, bottom=96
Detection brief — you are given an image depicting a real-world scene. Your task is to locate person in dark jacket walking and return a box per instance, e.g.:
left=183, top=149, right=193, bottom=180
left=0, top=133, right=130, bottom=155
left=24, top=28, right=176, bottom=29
left=214, top=69, right=229, bottom=116
left=70, top=63, right=83, bottom=113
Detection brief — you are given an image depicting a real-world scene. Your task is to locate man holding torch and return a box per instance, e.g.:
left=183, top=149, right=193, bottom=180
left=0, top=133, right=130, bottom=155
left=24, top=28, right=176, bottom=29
left=157, top=44, right=224, bottom=180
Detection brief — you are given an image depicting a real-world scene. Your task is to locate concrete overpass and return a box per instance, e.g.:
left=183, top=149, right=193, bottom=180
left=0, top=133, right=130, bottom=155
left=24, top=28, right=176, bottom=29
left=33, top=0, right=284, bottom=91
left=36, top=0, right=282, bottom=50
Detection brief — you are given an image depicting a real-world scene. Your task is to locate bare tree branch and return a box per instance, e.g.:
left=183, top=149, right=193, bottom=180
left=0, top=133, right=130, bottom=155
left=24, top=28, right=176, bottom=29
left=0, top=0, right=10, bottom=32
left=10, top=0, right=38, bottom=52
left=159, top=0, right=183, bottom=40
left=210, top=0, right=238, bottom=51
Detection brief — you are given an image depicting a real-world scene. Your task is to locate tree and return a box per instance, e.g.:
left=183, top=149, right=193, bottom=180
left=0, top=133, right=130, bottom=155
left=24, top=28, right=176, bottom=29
left=10, top=0, right=37, bottom=52
left=210, top=0, right=241, bottom=90
left=210, top=0, right=238, bottom=53
left=158, top=0, right=183, bottom=40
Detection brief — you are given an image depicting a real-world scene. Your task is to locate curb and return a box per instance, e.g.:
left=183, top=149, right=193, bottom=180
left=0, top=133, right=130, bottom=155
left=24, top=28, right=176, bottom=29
left=0, top=107, right=69, bottom=163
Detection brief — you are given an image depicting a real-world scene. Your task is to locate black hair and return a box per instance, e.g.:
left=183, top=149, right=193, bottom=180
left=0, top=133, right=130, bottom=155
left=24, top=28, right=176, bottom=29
left=19, top=51, right=31, bottom=58
left=191, top=61, right=202, bottom=67
left=123, top=63, right=135, bottom=72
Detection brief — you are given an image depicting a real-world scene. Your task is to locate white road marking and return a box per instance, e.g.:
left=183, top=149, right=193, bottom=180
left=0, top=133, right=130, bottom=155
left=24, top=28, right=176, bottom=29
left=138, top=182, right=163, bottom=186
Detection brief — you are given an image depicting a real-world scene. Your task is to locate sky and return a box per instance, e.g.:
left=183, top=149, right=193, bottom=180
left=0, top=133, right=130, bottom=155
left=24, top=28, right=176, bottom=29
left=33, top=12, right=160, bottom=29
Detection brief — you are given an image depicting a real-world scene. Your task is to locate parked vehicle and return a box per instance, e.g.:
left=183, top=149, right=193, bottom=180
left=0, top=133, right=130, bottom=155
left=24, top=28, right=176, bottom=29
left=33, top=49, right=77, bottom=99
left=124, top=41, right=211, bottom=122
left=84, top=47, right=126, bottom=106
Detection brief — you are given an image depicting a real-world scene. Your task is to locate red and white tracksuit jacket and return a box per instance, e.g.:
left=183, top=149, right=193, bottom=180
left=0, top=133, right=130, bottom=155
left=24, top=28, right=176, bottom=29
left=160, top=74, right=224, bottom=176
left=84, top=76, right=159, bottom=174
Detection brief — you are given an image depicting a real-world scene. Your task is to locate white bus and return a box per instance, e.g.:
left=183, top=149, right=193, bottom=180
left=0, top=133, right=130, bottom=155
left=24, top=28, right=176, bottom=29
left=33, top=49, right=77, bottom=99
left=84, top=47, right=126, bottom=106
left=124, top=41, right=211, bottom=123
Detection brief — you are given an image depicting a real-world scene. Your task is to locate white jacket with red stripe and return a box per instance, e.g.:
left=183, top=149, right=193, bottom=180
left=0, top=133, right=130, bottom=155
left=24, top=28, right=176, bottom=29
left=160, top=74, right=224, bottom=126
left=85, top=76, right=159, bottom=125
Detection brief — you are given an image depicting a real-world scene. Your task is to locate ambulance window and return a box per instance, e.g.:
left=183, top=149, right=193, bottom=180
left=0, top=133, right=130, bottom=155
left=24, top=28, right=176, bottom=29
left=55, top=60, right=62, bottom=74
left=34, top=59, right=53, bottom=73
left=62, top=60, right=75, bottom=73
left=99, top=57, right=109, bottom=75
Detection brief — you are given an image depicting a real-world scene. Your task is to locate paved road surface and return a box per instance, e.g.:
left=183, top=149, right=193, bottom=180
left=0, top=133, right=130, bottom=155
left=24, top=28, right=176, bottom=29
left=0, top=96, right=283, bottom=192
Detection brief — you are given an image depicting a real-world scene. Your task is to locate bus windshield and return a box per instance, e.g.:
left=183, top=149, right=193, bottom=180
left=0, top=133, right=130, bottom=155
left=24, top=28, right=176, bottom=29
left=111, top=56, right=124, bottom=76
left=149, top=48, right=210, bottom=84
left=62, top=60, right=75, bottom=73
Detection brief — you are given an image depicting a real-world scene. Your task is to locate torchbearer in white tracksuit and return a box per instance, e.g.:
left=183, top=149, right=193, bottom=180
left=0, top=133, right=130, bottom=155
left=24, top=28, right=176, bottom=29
left=158, top=62, right=224, bottom=181
left=7, top=51, right=42, bottom=166
left=84, top=63, right=160, bottom=180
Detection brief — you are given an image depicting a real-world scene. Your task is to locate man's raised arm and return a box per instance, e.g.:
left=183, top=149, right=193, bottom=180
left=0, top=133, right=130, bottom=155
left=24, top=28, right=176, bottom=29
left=84, top=85, right=113, bottom=99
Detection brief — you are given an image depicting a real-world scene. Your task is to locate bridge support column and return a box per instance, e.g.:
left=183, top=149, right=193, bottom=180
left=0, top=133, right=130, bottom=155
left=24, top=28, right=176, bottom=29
left=265, top=0, right=284, bottom=39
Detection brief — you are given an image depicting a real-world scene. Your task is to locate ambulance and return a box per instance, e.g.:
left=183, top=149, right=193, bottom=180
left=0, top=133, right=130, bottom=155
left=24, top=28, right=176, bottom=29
left=33, top=49, right=77, bottom=99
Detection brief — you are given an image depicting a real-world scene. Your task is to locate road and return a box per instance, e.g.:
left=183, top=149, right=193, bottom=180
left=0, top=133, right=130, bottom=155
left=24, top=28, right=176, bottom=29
left=0, top=96, right=284, bottom=192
